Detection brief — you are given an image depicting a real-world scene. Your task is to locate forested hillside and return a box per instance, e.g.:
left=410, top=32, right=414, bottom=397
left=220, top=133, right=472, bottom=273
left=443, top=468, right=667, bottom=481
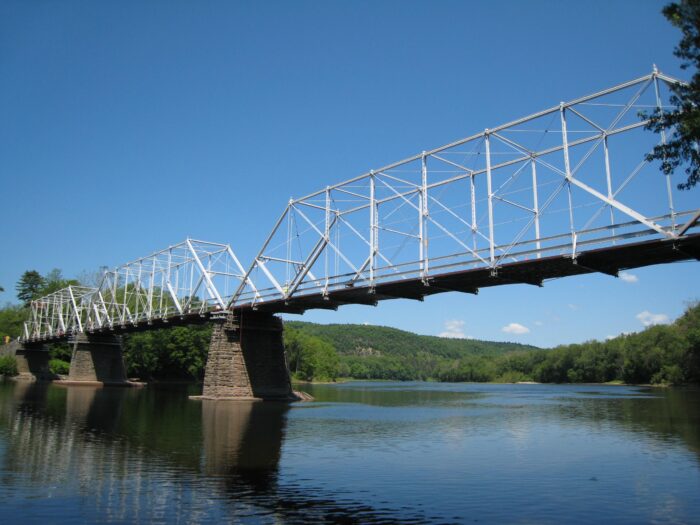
left=285, top=322, right=538, bottom=358
left=286, top=303, right=700, bottom=385
left=283, top=321, right=539, bottom=381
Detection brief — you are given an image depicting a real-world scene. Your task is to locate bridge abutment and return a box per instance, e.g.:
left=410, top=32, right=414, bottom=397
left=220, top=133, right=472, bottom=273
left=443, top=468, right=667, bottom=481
left=197, top=312, right=296, bottom=401
left=67, top=334, right=128, bottom=385
left=3, top=341, right=53, bottom=381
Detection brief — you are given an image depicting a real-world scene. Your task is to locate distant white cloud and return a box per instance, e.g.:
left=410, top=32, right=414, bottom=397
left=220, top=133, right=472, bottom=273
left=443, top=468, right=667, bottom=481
left=501, top=322, right=530, bottom=335
left=619, top=272, right=639, bottom=284
left=567, top=303, right=578, bottom=311
left=534, top=320, right=544, bottom=327
left=439, top=319, right=468, bottom=339
left=636, top=310, right=670, bottom=327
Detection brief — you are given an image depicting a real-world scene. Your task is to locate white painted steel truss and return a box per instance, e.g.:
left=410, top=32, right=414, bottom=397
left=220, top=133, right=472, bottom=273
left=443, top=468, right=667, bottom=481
left=230, top=69, right=699, bottom=308
left=24, top=286, right=97, bottom=340
left=21, top=69, right=700, bottom=341
left=83, top=239, right=252, bottom=330
left=22, top=239, right=253, bottom=341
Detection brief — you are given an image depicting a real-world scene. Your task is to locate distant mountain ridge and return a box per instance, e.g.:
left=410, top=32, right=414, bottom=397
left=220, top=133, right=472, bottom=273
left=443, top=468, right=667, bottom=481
left=284, top=321, right=539, bottom=359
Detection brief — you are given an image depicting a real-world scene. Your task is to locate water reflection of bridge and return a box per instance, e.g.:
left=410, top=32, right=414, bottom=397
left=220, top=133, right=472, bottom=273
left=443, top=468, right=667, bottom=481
left=0, top=383, right=416, bottom=524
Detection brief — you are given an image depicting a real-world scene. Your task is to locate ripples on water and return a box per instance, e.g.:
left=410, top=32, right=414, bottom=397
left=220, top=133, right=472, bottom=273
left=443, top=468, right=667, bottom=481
left=0, top=380, right=698, bottom=524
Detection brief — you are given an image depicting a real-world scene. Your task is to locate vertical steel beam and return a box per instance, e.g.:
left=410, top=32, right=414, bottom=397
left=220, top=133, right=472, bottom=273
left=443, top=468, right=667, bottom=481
left=421, top=153, right=429, bottom=279
left=369, top=172, right=376, bottom=285
left=147, top=258, right=156, bottom=319
left=530, top=158, right=541, bottom=258
left=123, top=266, right=130, bottom=324
left=68, top=286, right=83, bottom=333
left=485, top=134, right=495, bottom=267
left=470, top=172, right=477, bottom=257
left=136, top=262, right=143, bottom=321
left=653, top=68, right=676, bottom=230
left=603, top=135, right=616, bottom=241
left=286, top=199, right=293, bottom=288
left=325, top=186, right=331, bottom=293
left=560, top=104, right=577, bottom=255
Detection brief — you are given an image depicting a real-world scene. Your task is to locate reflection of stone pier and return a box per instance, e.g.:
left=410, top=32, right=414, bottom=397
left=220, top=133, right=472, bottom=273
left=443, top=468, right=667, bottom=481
left=65, top=385, right=100, bottom=422
left=202, top=399, right=289, bottom=490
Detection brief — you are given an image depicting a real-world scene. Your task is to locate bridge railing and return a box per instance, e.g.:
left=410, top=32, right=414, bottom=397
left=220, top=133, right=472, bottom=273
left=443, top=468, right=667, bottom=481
left=229, top=69, right=699, bottom=308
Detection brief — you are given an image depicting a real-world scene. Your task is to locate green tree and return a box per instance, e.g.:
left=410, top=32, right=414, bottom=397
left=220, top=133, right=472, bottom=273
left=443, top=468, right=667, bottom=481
left=283, top=326, right=340, bottom=381
left=16, top=270, right=45, bottom=306
left=41, top=269, right=79, bottom=296
left=0, top=304, right=27, bottom=340
left=123, top=325, right=212, bottom=380
left=0, top=355, right=18, bottom=376
left=647, top=0, right=700, bottom=189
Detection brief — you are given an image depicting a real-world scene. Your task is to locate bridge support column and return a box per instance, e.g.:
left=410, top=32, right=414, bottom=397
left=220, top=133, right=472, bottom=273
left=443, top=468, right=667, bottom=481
left=67, top=334, right=127, bottom=385
left=198, top=312, right=297, bottom=401
left=3, top=341, right=53, bottom=381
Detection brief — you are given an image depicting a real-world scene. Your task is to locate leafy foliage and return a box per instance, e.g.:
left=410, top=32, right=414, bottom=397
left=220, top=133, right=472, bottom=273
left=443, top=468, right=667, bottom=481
left=284, top=326, right=339, bottom=381
left=123, top=325, right=212, bottom=380
left=0, top=304, right=27, bottom=340
left=1, top=269, right=84, bottom=341
left=646, top=0, right=700, bottom=189
left=0, top=356, right=18, bottom=377
left=49, top=359, right=70, bottom=375
left=40, top=269, right=80, bottom=297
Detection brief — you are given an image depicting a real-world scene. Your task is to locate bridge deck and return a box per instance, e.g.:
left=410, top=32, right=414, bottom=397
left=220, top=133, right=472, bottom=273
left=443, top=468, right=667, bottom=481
left=25, top=233, right=698, bottom=346
left=249, top=233, right=700, bottom=314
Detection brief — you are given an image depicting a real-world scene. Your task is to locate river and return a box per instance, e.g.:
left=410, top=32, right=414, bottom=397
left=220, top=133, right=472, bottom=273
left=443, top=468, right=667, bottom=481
left=0, top=380, right=698, bottom=524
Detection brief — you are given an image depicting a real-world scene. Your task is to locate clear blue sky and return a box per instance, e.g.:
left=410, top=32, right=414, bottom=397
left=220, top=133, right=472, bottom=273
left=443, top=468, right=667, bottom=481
left=1, top=0, right=697, bottom=347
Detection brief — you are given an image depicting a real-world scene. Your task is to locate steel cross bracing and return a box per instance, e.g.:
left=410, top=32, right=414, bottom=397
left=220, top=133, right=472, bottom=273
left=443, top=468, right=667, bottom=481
left=230, top=69, right=700, bottom=310
left=22, top=239, right=255, bottom=342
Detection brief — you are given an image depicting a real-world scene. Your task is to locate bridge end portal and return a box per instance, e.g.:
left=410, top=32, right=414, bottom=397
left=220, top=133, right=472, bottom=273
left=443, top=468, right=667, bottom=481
left=195, top=311, right=298, bottom=401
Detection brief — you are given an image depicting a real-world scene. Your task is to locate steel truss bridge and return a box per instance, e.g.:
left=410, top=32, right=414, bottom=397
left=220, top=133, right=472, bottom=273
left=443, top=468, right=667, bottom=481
left=22, top=69, right=700, bottom=343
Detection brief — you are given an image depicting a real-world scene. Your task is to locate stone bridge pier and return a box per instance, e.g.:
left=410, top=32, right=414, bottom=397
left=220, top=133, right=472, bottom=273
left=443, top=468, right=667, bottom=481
left=2, top=340, right=53, bottom=381
left=197, top=311, right=296, bottom=401
left=67, top=334, right=127, bottom=385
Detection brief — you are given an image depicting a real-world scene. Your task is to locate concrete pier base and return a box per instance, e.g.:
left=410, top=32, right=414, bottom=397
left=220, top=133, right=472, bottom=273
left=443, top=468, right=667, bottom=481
left=67, top=334, right=127, bottom=385
left=197, top=312, right=296, bottom=401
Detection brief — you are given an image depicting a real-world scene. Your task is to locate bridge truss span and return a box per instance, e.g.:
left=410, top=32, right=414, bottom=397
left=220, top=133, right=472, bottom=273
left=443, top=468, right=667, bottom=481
left=22, top=239, right=256, bottom=342
left=24, top=286, right=97, bottom=342
left=229, top=69, right=700, bottom=311
left=18, top=69, right=700, bottom=343
left=83, top=239, right=254, bottom=331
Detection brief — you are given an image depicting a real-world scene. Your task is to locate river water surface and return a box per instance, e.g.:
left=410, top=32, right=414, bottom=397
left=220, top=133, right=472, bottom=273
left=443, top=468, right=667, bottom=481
left=0, top=380, right=699, bottom=524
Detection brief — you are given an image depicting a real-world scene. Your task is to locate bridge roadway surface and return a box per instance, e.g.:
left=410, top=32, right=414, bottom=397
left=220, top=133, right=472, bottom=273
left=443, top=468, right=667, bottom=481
left=24, top=232, right=700, bottom=347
